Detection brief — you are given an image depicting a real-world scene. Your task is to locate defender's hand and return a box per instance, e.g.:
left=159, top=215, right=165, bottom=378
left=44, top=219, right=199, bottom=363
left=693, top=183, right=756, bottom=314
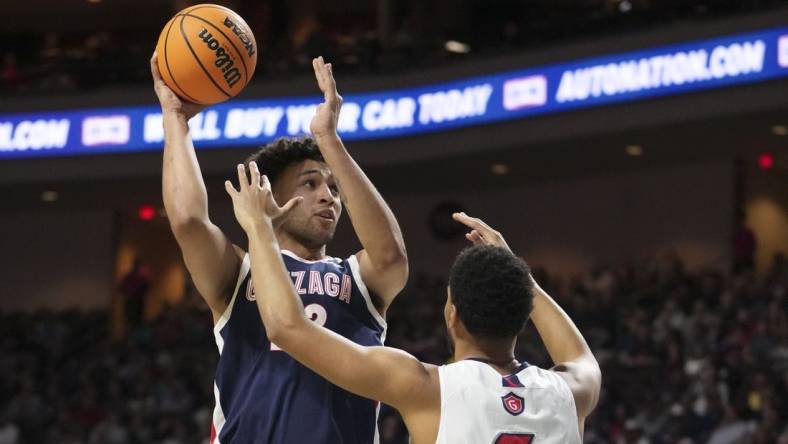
left=150, top=53, right=204, bottom=120
left=309, top=56, right=342, bottom=139
left=225, top=162, right=303, bottom=234
left=452, top=212, right=513, bottom=253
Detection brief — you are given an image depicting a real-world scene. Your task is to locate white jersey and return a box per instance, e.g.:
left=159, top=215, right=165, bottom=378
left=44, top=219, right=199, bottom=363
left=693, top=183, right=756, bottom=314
left=435, top=359, right=581, bottom=444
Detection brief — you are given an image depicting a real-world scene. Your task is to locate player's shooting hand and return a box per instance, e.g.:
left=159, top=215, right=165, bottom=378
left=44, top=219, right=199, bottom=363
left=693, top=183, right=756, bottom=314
left=225, top=162, right=303, bottom=234
left=150, top=53, right=204, bottom=120
left=452, top=212, right=513, bottom=253
left=309, top=56, right=343, bottom=140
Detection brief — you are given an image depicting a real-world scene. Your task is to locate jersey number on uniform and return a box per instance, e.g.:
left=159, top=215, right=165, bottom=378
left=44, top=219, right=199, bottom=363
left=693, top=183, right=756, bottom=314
left=270, top=303, right=327, bottom=351
left=494, top=433, right=535, bottom=444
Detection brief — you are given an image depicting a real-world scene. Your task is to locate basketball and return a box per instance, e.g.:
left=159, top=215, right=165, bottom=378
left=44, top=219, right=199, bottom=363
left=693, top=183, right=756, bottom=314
left=155, top=4, right=257, bottom=105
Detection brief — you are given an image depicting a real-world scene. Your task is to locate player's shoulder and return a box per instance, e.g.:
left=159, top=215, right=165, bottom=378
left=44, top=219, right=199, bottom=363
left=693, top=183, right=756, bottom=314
left=439, top=360, right=503, bottom=388
left=440, top=360, right=569, bottom=391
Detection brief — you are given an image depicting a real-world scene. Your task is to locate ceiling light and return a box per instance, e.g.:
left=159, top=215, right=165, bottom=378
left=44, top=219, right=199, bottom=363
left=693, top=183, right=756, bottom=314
left=445, top=40, right=471, bottom=54
left=491, top=163, right=510, bottom=175
left=625, top=145, right=643, bottom=156
left=41, top=191, right=58, bottom=202
left=772, top=125, right=788, bottom=136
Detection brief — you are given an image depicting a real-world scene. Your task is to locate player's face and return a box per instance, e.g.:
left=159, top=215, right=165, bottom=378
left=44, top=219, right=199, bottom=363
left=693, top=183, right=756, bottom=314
left=273, top=160, right=342, bottom=249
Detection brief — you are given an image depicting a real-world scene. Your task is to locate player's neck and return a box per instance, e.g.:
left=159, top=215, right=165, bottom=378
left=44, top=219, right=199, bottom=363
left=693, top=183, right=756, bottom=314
left=275, top=231, right=327, bottom=261
left=453, top=337, right=519, bottom=374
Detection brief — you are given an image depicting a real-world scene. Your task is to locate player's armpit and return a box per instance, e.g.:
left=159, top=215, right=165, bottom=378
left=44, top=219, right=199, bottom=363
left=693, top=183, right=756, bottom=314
left=270, top=320, right=439, bottom=411
left=551, top=357, right=602, bottom=420
left=171, top=219, right=243, bottom=320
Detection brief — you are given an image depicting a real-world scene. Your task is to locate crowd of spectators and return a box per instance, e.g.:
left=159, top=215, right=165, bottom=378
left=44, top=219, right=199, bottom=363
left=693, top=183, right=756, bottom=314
left=0, top=302, right=215, bottom=444
left=2, top=0, right=787, bottom=95
left=1, top=250, right=786, bottom=443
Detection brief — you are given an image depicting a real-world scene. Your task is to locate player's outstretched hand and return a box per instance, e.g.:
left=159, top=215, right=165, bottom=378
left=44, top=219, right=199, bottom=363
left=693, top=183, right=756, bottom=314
left=309, top=56, right=342, bottom=140
left=452, top=212, right=513, bottom=253
left=225, top=162, right=303, bottom=234
left=150, top=52, right=204, bottom=120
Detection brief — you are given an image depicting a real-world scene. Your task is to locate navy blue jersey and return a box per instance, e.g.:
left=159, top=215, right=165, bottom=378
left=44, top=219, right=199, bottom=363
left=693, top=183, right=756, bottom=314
left=210, top=250, right=387, bottom=444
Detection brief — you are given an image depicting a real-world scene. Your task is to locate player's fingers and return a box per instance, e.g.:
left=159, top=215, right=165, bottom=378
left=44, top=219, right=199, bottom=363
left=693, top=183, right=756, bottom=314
left=150, top=53, right=163, bottom=83
left=469, top=230, right=486, bottom=246
left=316, top=57, right=338, bottom=101
left=465, top=232, right=482, bottom=246
left=322, top=61, right=340, bottom=101
left=237, top=164, right=249, bottom=190
left=260, top=174, right=271, bottom=192
left=224, top=180, right=238, bottom=196
left=453, top=212, right=482, bottom=230
left=312, top=57, right=327, bottom=92
left=453, top=212, right=496, bottom=237
left=249, top=161, right=261, bottom=189
left=278, top=196, right=304, bottom=217
left=324, top=62, right=335, bottom=85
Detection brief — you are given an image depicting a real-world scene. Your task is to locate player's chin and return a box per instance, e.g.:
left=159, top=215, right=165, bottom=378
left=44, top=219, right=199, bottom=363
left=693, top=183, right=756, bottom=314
left=309, top=222, right=336, bottom=243
left=319, top=226, right=337, bottom=243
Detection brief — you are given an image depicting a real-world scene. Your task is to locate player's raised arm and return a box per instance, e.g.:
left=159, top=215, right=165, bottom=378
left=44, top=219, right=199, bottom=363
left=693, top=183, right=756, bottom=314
left=528, top=281, right=601, bottom=422
left=225, top=162, right=437, bottom=411
left=453, top=212, right=602, bottom=427
left=152, top=53, right=243, bottom=320
left=308, top=57, right=408, bottom=312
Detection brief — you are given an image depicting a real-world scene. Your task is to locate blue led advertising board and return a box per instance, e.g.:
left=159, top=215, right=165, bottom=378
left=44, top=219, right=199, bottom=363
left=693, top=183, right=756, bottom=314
left=2, top=27, right=787, bottom=159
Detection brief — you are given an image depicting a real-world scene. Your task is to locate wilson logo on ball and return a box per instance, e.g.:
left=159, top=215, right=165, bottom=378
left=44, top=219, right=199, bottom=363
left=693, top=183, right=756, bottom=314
left=197, top=29, right=242, bottom=87
left=223, top=17, right=256, bottom=57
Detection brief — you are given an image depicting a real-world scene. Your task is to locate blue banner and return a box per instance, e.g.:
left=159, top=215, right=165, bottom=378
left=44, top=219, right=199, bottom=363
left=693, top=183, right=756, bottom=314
left=2, top=27, right=787, bottom=159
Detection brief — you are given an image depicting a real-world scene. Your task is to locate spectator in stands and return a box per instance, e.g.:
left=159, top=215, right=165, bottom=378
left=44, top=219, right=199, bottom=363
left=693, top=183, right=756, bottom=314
left=0, top=410, right=19, bottom=444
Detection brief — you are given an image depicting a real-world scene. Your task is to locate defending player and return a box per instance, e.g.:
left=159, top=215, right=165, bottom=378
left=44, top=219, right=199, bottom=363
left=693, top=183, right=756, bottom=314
left=152, top=54, right=408, bottom=443
left=225, top=159, right=601, bottom=444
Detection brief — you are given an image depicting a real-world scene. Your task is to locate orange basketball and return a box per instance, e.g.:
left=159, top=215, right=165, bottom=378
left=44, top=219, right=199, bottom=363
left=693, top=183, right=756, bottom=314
left=155, top=4, right=257, bottom=105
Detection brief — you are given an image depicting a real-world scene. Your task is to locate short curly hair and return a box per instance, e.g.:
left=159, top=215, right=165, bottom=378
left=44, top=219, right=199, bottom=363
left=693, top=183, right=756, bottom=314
left=448, top=245, right=534, bottom=339
left=244, top=137, right=325, bottom=188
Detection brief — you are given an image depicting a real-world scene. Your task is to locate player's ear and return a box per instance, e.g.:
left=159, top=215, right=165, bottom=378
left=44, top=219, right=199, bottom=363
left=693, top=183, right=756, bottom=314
left=445, top=288, right=457, bottom=329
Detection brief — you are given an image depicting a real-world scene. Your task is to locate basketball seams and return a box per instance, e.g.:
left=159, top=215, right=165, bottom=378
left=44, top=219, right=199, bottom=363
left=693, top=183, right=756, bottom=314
left=163, top=17, right=200, bottom=103
left=178, top=14, right=232, bottom=99
left=176, top=4, right=255, bottom=33
left=180, top=12, right=250, bottom=81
